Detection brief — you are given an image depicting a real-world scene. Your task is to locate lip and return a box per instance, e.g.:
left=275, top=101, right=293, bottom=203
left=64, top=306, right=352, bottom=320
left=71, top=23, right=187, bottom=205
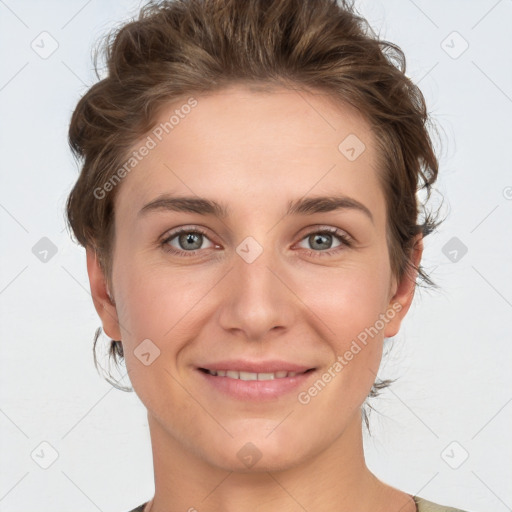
left=196, top=360, right=317, bottom=401
left=197, top=359, right=314, bottom=374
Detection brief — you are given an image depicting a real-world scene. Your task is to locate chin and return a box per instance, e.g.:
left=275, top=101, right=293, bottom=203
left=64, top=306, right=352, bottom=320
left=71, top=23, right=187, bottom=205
left=202, top=434, right=311, bottom=474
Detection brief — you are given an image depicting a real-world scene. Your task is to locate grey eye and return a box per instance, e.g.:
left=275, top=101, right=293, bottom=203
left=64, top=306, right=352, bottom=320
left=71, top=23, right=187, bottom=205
left=308, top=233, right=333, bottom=250
left=165, top=230, right=215, bottom=252
left=178, top=232, right=203, bottom=250
left=298, top=232, right=344, bottom=252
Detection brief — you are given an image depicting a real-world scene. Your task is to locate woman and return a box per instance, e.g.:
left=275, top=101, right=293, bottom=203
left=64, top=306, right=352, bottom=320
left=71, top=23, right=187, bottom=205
left=65, top=0, right=471, bottom=511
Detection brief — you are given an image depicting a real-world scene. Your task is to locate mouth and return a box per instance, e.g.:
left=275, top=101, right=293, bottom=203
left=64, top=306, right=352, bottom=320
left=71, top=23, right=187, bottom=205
left=197, top=366, right=317, bottom=401
left=198, top=367, right=315, bottom=381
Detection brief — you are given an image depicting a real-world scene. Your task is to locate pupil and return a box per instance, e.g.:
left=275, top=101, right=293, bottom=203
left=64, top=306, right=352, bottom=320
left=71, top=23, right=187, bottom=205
left=180, top=233, right=201, bottom=250
left=311, top=233, right=331, bottom=250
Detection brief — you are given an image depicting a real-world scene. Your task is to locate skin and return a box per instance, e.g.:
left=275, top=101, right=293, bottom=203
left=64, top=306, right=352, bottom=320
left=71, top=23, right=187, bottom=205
left=87, top=84, right=422, bottom=512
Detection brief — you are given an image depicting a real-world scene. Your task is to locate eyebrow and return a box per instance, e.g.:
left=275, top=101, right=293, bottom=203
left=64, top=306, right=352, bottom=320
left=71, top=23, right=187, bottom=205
left=138, top=194, right=374, bottom=224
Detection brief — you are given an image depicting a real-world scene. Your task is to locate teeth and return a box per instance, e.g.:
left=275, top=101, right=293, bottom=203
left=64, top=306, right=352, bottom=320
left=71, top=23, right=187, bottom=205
left=257, top=372, right=275, bottom=380
left=239, top=371, right=258, bottom=381
left=206, top=369, right=301, bottom=380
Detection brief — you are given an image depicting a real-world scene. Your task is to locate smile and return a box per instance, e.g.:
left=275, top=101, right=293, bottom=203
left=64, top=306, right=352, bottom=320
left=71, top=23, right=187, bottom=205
left=201, top=369, right=312, bottom=380
left=197, top=367, right=317, bottom=401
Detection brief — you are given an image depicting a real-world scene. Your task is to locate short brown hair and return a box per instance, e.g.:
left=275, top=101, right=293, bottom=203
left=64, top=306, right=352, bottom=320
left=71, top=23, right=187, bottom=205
left=65, top=0, right=443, bottom=430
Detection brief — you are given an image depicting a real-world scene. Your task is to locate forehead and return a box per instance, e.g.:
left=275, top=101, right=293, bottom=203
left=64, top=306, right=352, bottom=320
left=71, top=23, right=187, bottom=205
left=114, top=84, right=384, bottom=223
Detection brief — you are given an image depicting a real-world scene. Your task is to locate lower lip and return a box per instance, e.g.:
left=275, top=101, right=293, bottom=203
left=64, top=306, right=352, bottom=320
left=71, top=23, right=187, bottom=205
left=197, top=369, right=316, bottom=401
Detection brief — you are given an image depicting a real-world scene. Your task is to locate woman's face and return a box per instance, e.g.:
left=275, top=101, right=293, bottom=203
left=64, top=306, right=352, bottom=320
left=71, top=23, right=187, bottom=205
left=89, top=84, right=420, bottom=472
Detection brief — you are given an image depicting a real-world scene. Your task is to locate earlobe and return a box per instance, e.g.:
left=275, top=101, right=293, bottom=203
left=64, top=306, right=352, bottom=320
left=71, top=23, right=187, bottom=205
left=383, top=234, right=424, bottom=338
left=86, top=247, right=121, bottom=340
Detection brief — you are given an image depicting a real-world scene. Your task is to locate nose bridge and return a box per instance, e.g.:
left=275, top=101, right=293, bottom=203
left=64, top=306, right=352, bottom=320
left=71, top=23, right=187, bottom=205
left=217, top=235, right=295, bottom=338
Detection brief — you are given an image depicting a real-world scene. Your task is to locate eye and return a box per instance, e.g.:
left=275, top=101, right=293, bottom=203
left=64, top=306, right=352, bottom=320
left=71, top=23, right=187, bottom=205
left=160, top=225, right=353, bottom=259
left=296, top=227, right=353, bottom=257
left=161, top=227, right=216, bottom=257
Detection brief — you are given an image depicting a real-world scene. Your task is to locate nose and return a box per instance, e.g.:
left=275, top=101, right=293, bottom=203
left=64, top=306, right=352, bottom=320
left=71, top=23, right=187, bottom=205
left=216, top=242, right=298, bottom=341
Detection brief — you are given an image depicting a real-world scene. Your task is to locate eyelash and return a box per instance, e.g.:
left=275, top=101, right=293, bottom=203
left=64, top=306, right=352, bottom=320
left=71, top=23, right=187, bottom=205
left=160, top=226, right=353, bottom=258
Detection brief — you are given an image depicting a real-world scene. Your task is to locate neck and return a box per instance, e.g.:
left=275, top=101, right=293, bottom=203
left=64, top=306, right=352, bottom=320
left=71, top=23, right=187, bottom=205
left=145, top=409, right=405, bottom=512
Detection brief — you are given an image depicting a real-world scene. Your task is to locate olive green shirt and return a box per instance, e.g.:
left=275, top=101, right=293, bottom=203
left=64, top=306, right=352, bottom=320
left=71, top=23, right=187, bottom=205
left=127, top=495, right=472, bottom=511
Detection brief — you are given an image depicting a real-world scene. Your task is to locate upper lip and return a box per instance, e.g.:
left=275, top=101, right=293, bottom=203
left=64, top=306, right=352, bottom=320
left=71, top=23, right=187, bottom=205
left=198, top=359, right=315, bottom=374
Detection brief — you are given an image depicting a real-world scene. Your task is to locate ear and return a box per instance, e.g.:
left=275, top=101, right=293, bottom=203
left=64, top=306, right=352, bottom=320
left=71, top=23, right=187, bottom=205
left=383, top=234, right=423, bottom=338
left=86, top=247, right=122, bottom=340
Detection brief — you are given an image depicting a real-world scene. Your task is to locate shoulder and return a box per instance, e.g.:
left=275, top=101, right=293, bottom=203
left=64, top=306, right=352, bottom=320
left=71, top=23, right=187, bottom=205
left=414, top=496, right=473, bottom=512
left=126, top=496, right=474, bottom=512
left=126, top=503, right=148, bottom=512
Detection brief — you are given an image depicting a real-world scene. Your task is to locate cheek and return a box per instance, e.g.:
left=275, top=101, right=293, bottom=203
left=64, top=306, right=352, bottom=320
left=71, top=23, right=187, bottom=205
left=113, top=255, right=220, bottom=348
left=298, top=259, right=391, bottom=337
left=294, top=260, right=391, bottom=386
left=113, top=261, right=213, bottom=414
left=291, top=271, right=389, bottom=419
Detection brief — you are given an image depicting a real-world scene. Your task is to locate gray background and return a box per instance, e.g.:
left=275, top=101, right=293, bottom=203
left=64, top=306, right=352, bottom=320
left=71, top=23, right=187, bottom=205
left=0, top=0, right=511, bottom=510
